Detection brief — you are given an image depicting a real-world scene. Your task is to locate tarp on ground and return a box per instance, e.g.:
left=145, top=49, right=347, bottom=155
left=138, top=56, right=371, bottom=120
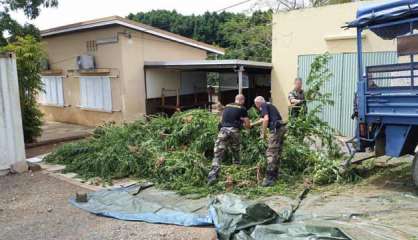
left=69, top=185, right=212, bottom=226
left=70, top=185, right=351, bottom=240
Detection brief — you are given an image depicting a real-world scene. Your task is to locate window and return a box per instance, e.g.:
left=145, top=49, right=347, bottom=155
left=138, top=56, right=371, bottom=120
left=40, top=76, right=64, bottom=106
left=79, top=76, right=112, bottom=112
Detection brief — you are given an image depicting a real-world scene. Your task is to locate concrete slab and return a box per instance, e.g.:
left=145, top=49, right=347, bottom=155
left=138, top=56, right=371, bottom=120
left=26, top=121, right=93, bottom=148
left=40, top=163, right=65, bottom=173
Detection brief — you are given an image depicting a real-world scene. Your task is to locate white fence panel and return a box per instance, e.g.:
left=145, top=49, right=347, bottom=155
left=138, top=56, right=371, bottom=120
left=0, top=53, right=25, bottom=172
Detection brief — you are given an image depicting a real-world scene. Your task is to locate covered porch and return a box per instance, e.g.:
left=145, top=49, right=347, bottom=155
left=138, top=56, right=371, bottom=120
left=144, top=59, right=272, bottom=114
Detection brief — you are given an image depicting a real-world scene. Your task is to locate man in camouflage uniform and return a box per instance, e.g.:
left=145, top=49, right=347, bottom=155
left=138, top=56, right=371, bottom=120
left=288, top=77, right=307, bottom=118
left=253, top=96, right=286, bottom=187
left=208, top=94, right=250, bottom=185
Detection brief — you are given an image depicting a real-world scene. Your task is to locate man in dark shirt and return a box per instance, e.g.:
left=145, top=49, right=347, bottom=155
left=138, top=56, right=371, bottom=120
left=208, top=94, right=250, bottom=185
left=253, top=96, right=286, bottom=187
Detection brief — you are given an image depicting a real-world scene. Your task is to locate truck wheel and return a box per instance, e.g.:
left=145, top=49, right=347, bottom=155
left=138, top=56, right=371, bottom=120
left=412, top=153, right=418, bottom=187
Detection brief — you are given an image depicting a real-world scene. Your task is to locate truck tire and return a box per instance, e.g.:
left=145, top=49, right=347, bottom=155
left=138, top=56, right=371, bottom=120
left=412, top=153, right=418, bottom=187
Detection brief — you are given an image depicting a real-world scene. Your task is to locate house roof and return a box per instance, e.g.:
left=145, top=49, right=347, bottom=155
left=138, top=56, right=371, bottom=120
left=41, top=16, right=225, bottom=55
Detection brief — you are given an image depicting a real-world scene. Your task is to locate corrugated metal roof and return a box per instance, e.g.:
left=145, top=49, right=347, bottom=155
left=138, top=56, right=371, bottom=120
left=41, top=16, right=225, bottom=55
left=144, top=60, right=272, bottom=70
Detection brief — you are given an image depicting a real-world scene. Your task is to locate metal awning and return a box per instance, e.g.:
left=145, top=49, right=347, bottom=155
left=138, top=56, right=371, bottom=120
left=144, top=59, right=272, bottom=74
left=144, top=59, right=272, bottom=94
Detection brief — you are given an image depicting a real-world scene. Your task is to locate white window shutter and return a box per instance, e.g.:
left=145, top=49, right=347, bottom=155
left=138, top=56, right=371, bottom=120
left=102, top=76, right=112, bottom=112
left=79, top=76, right=112, bottom=112
left=56, top=76, right=64, bottom=106
left=40, top=77, right=47, bottom=104
left=80, top=76, right=87, bottom=108
left=40, top=76, right=64, bottom=106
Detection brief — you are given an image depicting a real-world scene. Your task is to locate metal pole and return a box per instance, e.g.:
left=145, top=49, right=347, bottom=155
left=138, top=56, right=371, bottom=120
left=237, top=66, right=244, bottom=94
left=357, top=28, right=365, bottom=122
left=410, top=22, right=414, bottom=88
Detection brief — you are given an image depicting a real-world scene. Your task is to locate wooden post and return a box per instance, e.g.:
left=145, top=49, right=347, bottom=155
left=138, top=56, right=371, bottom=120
left=237, top=66, right=244, bottom=94
left=176, top=88, right=180, bottom=108
left=161, top=88, right=165, bottom=107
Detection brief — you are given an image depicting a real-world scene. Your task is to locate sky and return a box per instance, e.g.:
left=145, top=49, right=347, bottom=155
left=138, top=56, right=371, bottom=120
left=9, top=0, right=264, bottom=30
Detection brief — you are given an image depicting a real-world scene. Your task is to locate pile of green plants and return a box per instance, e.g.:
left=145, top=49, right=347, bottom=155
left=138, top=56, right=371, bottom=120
left=45, top=54, right=353, bottom=197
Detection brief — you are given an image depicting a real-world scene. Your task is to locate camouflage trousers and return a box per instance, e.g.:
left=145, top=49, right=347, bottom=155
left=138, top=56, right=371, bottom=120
left=211, top=127, right=240, bottom=168
left=266, top=126, right=286, bottom=177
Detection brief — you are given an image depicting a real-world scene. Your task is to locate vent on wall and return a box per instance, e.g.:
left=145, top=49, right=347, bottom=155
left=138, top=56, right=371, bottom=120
left=77, top=54, right=96, bottom=70
left=86, top=40, right=97, bottom=52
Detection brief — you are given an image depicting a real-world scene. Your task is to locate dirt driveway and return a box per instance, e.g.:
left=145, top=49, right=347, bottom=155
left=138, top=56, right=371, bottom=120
left=1, top=160, right=418, bottom=240
left=0, top=173, right=215, bottom=240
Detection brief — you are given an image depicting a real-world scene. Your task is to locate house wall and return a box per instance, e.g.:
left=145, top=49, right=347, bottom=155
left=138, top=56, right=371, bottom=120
left=41, top=25, right=208, bottom=126
left=271, top=1, right=397, bottom=119
left=41, top=26, right=125, bottom=126
left=146, top=69, right=182, bottom=99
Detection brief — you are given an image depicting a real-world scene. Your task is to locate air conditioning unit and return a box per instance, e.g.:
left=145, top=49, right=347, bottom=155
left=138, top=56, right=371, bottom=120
left=77, top=54, right=95, bottom=70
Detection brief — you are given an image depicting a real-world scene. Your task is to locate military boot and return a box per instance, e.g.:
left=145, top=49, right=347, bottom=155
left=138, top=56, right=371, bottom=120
left=261, top=170, right=278, bottom=187
left=233, top=158, right=241, bottom=165
left=207, top=166, right=220, bottom=185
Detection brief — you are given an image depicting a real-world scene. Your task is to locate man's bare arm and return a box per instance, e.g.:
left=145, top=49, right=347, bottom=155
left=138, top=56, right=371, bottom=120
left=241, top=117, right=251, bottom=129
left=290, top=98, right=301, bottom=105
left=261, top=114, right=269, bottom=138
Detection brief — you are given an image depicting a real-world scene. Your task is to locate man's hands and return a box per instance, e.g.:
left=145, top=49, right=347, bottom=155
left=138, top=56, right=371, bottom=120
left=241, top=117, right=251, bottom=129
left=250, top=115, right=269, bottom=140
left=291, top=99, right=303, bottom=105
left=250, top=119, right=263, bottom=128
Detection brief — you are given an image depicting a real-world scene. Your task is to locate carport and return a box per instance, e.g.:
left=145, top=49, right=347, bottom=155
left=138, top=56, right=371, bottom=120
left=144, top=60, right=272, bottom=114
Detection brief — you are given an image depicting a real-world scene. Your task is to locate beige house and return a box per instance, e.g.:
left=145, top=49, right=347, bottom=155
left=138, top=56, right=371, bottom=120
left=271, top=1, right=396, bottom=119
left=39, top=16, right=224, bottom=126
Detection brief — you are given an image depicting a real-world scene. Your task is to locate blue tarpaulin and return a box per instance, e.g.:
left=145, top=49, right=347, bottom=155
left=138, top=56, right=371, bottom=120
left=346, top=0, right=418, bottom=39
left=69, top=185, right=212, bottom=226
left=70, top=185, right=351, bottom=240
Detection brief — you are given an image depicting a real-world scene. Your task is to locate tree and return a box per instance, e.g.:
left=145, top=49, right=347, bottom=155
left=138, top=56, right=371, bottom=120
left=127, top=10, right=271, bottom=62
left=219, top=11, right=272, bottom=61
left=2, top=36, right=45, bottom=142
left=0, top=0, right=58, bottom=142
left=0, top=12, right=40, bottom=46
left=1, top=0, right=58, bottom=19
left=127, top=10, right=237, bottom=47
left=0, top=0, right=57, bottom=46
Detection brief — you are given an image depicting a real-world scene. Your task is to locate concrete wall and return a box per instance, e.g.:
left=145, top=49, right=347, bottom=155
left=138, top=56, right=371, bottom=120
left=0, top=53, right=25, bottom=173
left=41, top=25, right=208, bottom=126
left=145, top=69, right=207, bottom=99
left=146, top=69, right=182, bottom=99
left=272, top=1, right=397, bottom=119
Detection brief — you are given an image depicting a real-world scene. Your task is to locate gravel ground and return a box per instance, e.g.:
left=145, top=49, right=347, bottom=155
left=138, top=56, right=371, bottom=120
left=0, top=172, right=216, bottom=240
